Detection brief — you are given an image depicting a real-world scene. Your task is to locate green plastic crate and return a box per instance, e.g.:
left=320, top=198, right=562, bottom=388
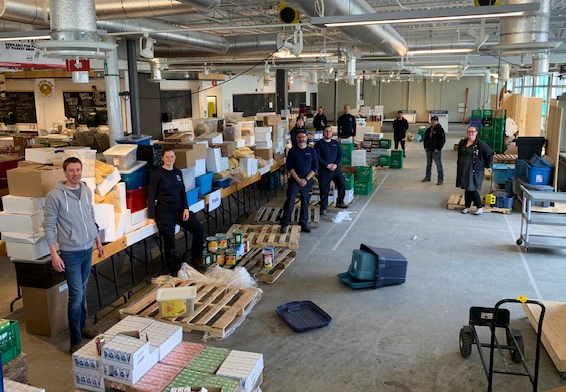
left=377, top=155, right=390, bottom=167
left=494, top=109, right=507, bottom=119
left=356, top=166, right=373, bottom=183
left=390, top=149, right=403, bottom=158
left=0, top=320, right=21, bottom=365
left=482, top=109, right=493, bottom=118
left=354, top=180, right=372, bottom=195
left=341, top=155, right=351, bottom=166
left=341, top=142, right=354, bottom=154
left=471, top=110, right=483, bottom=118
left=378, top=139, right=392, bottom=149
left=390, top=156, right=403, bottom=169
left=344, top=173, right=354, bottom=190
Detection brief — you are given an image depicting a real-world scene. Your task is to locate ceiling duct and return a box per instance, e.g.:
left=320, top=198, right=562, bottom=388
left=35, top=0, right=116, bottom=58
left=0, top=0, right=49, bottom=25
left=346, top=54, right=356, bottom=85
left=94, top=0, right=220, bottom=19
left=288, top=0, right=407, bottom=56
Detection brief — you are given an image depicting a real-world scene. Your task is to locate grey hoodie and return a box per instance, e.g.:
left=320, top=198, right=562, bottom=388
left=43, top=181, right=99, bottom=252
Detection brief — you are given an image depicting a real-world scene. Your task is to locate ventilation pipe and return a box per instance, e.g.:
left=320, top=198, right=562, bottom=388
left=346, top=55, right=356, bottom=85
left=500, top=64, right=510, bottom=81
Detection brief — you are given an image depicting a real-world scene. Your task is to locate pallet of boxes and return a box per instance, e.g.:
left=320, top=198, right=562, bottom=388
left=361, top=135, right=403, bottom=170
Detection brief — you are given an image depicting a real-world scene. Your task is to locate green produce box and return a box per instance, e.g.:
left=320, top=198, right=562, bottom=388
left=356, top=166, right=373, bottom=183
left=390, top=156, right=403, bottom=169
left=354, top=180, right=372, bottom=195
left=378, top=139, right=392, bottom=149
left=390, top=149, right=403, bottom=158
left=482, top=109, right=493, bottom=118
left=471, top=110, right=482, bottom=118
left=0, top=320, right=21, bottom=365
left=377, top=155, right=390, bottom=167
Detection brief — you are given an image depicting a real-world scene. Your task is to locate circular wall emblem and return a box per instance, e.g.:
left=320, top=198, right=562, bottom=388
left=38, top=80, right=54, bottom=98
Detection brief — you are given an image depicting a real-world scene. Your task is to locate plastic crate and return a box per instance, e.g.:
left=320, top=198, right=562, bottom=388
left=0, top=320, right=21, bottom=365
left=377, top=155, right=390, bottom=167
left=344, top=173, right=354, bottom=190
left=390, top=156, right=403, bottom=169
left=491, top=190, right=515, bottom=209
left=470, top=118, right=482, bottom=127
left=471, top=110, right=482, bottom=118
left=115, top=135, right=152, bottom=145
left=356, top=166, right=373, bottom=183
left=186, top=187, right=200, bottom=205
left=354, top=180, right=372, bottom=195
left=378, top=139, right=392, bottom=149
left=482, top=109, right=493, bottom=118
left=390, top=150, right=403, bottom=158
left=492, top=163, right=514, bottom=185
left=103, top=144, right=138, bottom=170
left=126, top=186, right=147, bottom=213
left=494, top=109, right=507, bottom=119
left=340, top=142, right=354, bottom=154
left=195, top=172, right=214, bottom=195
left=212, top=177, right=231, bottom=189
left=119, top=161, right=147, bottom=190
left=526, top=157, right=552, bottom=185
left=517, top=137, right=545, bottom=160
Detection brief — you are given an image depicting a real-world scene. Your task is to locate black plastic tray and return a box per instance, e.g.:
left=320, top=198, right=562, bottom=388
left=276, top=301, right=332, bottom=333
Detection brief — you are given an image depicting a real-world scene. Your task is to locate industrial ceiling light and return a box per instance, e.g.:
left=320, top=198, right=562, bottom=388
left=274, top=51, right=335, bottom=58
left=408, top=48, right=474, bottom=55
left=311, top=3, right=539, bottom=27
left=420, top=65, right=460, bottom=69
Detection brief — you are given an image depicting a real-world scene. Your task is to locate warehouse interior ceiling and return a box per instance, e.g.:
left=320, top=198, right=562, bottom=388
left=1, top=0, right=566, bottom=81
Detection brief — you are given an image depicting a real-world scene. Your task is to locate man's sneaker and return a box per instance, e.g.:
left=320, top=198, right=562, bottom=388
left=421, top=178, right=431, bottom=182
left=81, top=327, right=100, bottom=339
left=320, top=209, right=327, bottom=216
left=301, top=225, right=311, bottom=233
left=279, top=225, right=288, bottom=234
left=335, top=203, right=349, bottom=209
left=437, top=181, right=443, bottom=185
left=461, top=208, right=470, bottom=214
left=70, top=343, right=83, bottom=354
left=474, top=208, right=484, bottom=215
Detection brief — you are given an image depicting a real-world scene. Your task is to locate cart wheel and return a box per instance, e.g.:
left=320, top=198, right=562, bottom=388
left=459, top=328, right=473, bottom=358
left=507, top=329, right=525, bottom=363
left=516, top=239, right=523, bottom=245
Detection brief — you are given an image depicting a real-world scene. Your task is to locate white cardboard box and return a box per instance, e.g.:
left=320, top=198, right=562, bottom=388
left=0, top=211, right=43, bottom=233
left=235, top=138, right=246, bottom=148
left=194, top=158, right=206, bottom=177
left=256, top=140, right=273, bottom=149
left=73, top=367, right=104, bottom=392
left=82, top=177, right=96, bottom=205
left=205, top=147, right=223, bottom=173
left=220, top=156, right=229, bottom=172
left=180, top=166, right=196, bottom=191
left=189, top=199, right=205, bottom=213
left=239, top=158, right=258, bottom=177
left=96, top=167, right=121, bottom=197
left=254, top=131, right=272, bottom=143
left=344, top=189, right=355, bottom=203
left=140, top=321, right=183, bottom=361
left=1, top=195, right=45, bottom=214
left=93, top=203, right=115, bottom=231
left=216, top=350, right=264, bottom=392
left=125, top=223, right=157, bottom=246
left=102, top=335, right=159, bottom=386
left=131, top=208, right=148, bottom=226
left=6, top=239, right=50, bottom=260
left=2, top=230, right=45, bottom=244
left=243, top=135, right=255, bottom=146
left=25, top=148, right=57, bottom=164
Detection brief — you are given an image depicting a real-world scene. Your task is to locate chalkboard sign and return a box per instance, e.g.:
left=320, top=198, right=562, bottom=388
left=0, top=92, right=37, bottom=123
left=233, top=93, right=276, bottom=117
left=63, top=91, right=108, bottom=125
left=160, top=90, right=192, bottom=119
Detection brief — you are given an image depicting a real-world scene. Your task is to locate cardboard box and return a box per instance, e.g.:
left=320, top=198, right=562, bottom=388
left=2, top=230, right=44, bottom=244
left=205, top=147, right=223, bottom=173
left=194, top=159, right=206, bottom=177
left=178, top=143, right=207, bottom=159
left=125, top=223, right=158, bottom=246
left=174, top=144, right=207, bottom=169
left=7, top=165, right=66, bottom=197
left=6, top=239, right=50, bottom=260
left=239, top=158, right=258, bottom=177
left=21, top=281, right=69, bottom=337
left=156, top=287, right=197, bottom=318
left=254, top=148, right=273, bottom=161
left=256, top=140, right=272, bottom=149
left=180, top=166, right=196, bottom=191
left=216, top=350, right=264, bottom=392
left=93, top=203, right=115, bottom=231
left=196, top=132, right=223, bottom=145
left=131, top=208, right=148, bottom=226
left=164, top=132, right=192, bottom=143
left=96, top=167, right=121, bottom=197
left=113, top=182, right=127, bottom=213
left=211, top=142, right=235, bottom=158
left=243, top=135, right=255, bottom=147
left=264, top=115, right=282, bottom=126
left=0, top=211, right=44, bottom=233
left=25, top=148, right=58, bottom=164
left=73, top=367, right=104, bottom=392
left=139, top=320, right=183, bottom=361
left=82, top=177, right=96, bottom=205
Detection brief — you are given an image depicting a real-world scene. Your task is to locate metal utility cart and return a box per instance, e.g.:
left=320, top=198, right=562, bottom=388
left=459, top=298, right=546, bottom=392
left=516, top=186, right=566, bottom=252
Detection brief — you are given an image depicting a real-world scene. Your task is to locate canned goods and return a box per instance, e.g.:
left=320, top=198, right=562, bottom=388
left=206, top=236, right=218, bottom=253
left=202, top=251, right=212, bottom=267
left=95, top=335, right=105, bottom=356
left=232, top=229, right=244, bottom=245
left=216, top=233, right=228, bottom=250
left=262, top=247, right=274, bottom=268
left=234, top=243, right=245, bottom=260
left=214, top=249, right=226, bottom=265
left=243, top=238, right=250, bottom=253
left=226, top=248, right=237, bottom=265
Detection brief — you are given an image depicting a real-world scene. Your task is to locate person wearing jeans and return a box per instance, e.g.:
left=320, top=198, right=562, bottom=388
left=43, top=157, right=104, bottom=354
left=422, top=116, right=446, bottom=185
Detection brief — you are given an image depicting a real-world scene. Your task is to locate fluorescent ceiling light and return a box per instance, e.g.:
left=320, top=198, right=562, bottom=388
left=274, top=51, right=335, bottom=58
left=0, top=35, right=51, bottom=42
left=420, top=65, right=460, bottom=69
left=408, top=48, right=473, bottom=55
left=311, top=3, right=539, bottom=28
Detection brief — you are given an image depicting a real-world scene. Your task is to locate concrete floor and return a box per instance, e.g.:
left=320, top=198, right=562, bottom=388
left=2, top=123, right=566, bottom=391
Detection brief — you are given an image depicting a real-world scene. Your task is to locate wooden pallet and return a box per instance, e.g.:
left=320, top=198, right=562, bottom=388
left=446, top=194, right=511, bottom=214
left=494, top=154, right=518, bottom=163
left=523, top=301, right=566, bottom=374
left=227, top=224, right=301, bottom=249
left=223, top=247, right=296, bottom=284
left=120, top=278, right=261, bottom=340
left=254, top=206, right=320, bottom=227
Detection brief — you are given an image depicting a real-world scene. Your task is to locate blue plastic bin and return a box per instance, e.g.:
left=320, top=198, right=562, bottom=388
left=492, top=190, right=515, bottom=209
left=119, top=161, right=147, bottom=190
left=116, top=135, right=152, bottom=145
left=514, top=159, right=527, bottom=179
left=492, top=164, right=514, bottom=185
left=525, top=158, right=552, bottom=185
left=195, top=172, right=214, bottom=195
left=186, top=187, right=200, bottom=205
left=212, top=177, right=231, bottom=189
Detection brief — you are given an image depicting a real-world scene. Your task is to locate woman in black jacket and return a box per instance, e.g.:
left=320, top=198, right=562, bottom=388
left=456, top=126, right=494, bottom=215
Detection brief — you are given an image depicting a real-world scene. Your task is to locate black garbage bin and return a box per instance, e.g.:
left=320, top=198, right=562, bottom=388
left=516, top=137, right=546, bottom=160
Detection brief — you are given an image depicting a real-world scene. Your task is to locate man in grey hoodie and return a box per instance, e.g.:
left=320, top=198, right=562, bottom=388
left=43, top=157, right=104, bottom=353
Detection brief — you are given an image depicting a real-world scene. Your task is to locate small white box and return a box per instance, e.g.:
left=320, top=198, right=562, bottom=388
left=344, top=189, right=354, bottom=203
left=189, top=199, right=204, bottom=213
left=93, top=203, right=115, bottom=231
left=243, top=135, right=255, bottom=146
left=73, top=339, right=103, bottom=371
left=96, top=167, right=121, bottom=197
left=82, top=177, right=96, bottom=205
left=239, top=158, right=258, bottom=177
left=220, top=157, right=229, bottom=172
left=180, top=166, right=196, bottom=191
left=73, top=367, right=104, bottom=392
left=103, top=144, right=138, bottom=171
left=196, top=132, right=223, bottom=145
left=216, top=350, right=264, bottom=392
left=235, top=139, right=246, bottom=148
left=205, top=147, right=223, bottom=173
left=125, top=223, right=157, bottom=246
left=139, top=321, right=183, bottom=361
left=194, top=158, right=206, bottom=177
left=25, top=148, right=57, bottom=164
left=102, top=335, right=159, bottom=386
left=254, top=131, right=272, bottom=143
left=6, top=239, right=50, bottom=260
left=256, top=140, right=273, bottom=149
left=2, top=230, right=44, bottom=244
left=156, top=287, right=197, bottom=318
left=1, top=195, right=44, bottom=214
left=131, top=219, right=148, bottom=231
left=0, top=211, right=43, bottom=234
left=131, top=208, right=148, bottom=226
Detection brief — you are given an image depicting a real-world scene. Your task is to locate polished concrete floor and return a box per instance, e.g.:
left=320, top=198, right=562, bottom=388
left=2, top=123, right=566, bottom=391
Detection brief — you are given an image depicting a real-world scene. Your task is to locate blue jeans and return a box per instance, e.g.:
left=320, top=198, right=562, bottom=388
left=425, top=150, right=444, bottom=181
left=61, top=249, right=92, bottom=345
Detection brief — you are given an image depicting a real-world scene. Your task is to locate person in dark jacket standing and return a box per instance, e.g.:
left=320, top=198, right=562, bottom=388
left=290, top=117, right=306, bottom=148
left=422, top=115, right=446, bottom=185
left=456, top=126, right=493, bottom=215
left=313, top=106, right=328, bottom=131
left=43, top=157, right=104, bottom=353
left=280, top=129, right=318, bottom=234
left=337, top=104, right=356, bottom=139
left=392, top=111, right=409, bottom=157
left=147, top=148, right=205, bottom=276
left=314, top=125, right=348, bottom=215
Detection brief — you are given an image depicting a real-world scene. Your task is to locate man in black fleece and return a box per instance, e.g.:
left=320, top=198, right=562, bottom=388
left=314, top=125, right=348, bottom=215
left=147, top=148, right=205, bottom=275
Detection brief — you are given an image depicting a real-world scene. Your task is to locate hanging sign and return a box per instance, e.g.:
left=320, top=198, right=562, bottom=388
left=0, top=41, right=65, bottom=69
left=208, top=189, right=222, bottom=212
left=66, top=59, right=90, bottom=72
